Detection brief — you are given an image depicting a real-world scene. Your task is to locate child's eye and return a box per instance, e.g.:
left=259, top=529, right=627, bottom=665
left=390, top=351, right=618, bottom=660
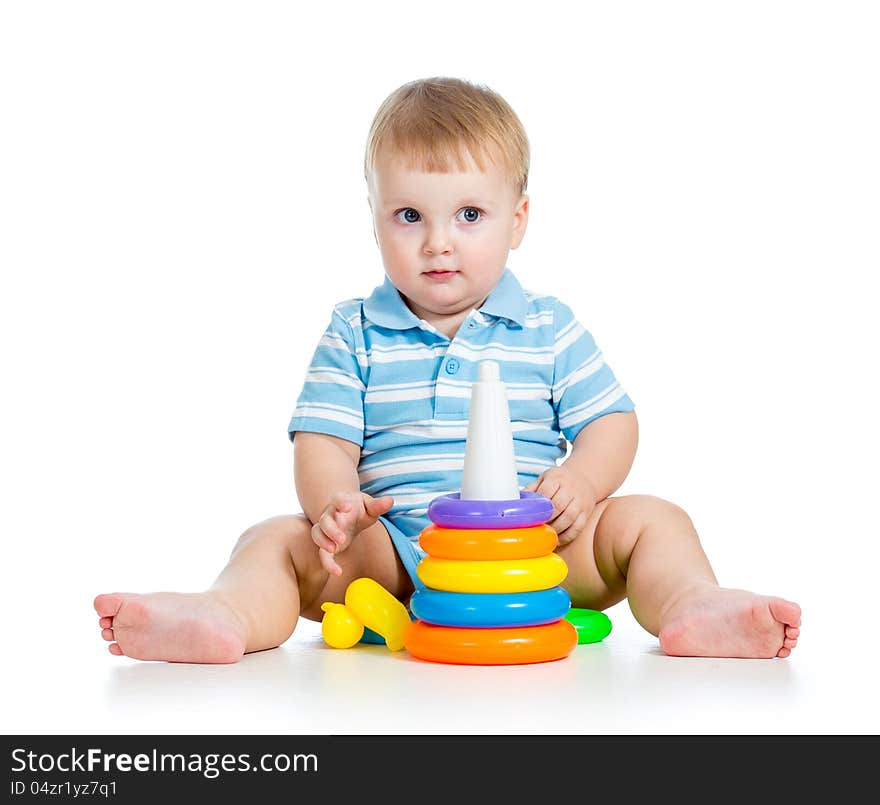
left=395, top=208, right=421, bottom=224
left=394, top=207, right=482, bottom=224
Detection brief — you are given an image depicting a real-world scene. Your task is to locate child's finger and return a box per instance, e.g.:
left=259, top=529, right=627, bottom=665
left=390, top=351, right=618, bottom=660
left=319, top=547, right=342, bottom=576
left=311, top=522, right=337, bottom=554
left=319, top=514, right=350, bottom=553
left=320, top=511, right=348, bottom=548
left=330, top=492, right=355, bottom=513
left=559, top=510, right=590, bottom=546
left=332, top=506, right=358, bottom=537
left=363, top=495, right=394, bottom=517
left=534, top=475, right=562, bottom=502
left=551, top=486, right=575, bottom=515
left=551, top=499, right=580, bottom=534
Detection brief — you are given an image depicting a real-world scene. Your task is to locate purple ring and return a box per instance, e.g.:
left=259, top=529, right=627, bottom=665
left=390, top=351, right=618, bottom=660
left=427, top=492, right=554, bottom=529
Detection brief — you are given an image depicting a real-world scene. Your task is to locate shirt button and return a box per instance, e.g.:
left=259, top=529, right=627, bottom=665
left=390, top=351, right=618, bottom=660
left=445, top=358, right=460, bottom=374
left=467, top=320, right=477, bottom=328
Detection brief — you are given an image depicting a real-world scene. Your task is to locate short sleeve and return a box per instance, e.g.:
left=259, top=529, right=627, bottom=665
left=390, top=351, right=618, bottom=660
left=288, top=307, right=366, bottom=447
left=552, top=298, right=634, bottom=443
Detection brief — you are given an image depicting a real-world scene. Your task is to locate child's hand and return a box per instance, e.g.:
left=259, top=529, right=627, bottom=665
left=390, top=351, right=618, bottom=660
left=311, top=491, right=394, bottom=576
left=524, top=466, right=598, bottom=547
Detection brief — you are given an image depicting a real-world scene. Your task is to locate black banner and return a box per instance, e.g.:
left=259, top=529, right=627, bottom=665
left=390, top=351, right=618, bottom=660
left=1, top=735, right=874, bottom=800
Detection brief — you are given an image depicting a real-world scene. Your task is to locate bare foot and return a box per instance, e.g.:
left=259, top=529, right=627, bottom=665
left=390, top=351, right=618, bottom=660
left=93, top=592, right=248, bottom=663
left=658, top=585, right=801, bottom=659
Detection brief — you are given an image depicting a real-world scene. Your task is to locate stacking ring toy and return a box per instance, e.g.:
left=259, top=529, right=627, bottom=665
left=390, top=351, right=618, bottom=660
left=427, top=492, right=553, bottom=529
left=419, top=523, right=558, bottom=561
left=409, top=587, right=571, bottom=628
left=417, top=554, right=567, bottom=594
left=405, top=619, right=578, bottom=665
left=564, top=608, right=613, bottom=644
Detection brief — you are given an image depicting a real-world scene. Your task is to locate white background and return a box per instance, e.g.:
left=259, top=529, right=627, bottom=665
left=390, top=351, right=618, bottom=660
left=1, top=1, right=878, bottom=735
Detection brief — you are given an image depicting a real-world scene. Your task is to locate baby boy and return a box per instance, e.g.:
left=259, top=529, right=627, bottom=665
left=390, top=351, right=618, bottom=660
left=94, top=77, right=800, bottom=662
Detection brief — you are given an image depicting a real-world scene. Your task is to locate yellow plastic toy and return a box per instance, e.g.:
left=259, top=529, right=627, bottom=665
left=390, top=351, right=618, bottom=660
left=344, top=577, right=411, bottom=651
left=319, top=602, right=364, bottom=649
left=320, top=577, right=411, bottom=652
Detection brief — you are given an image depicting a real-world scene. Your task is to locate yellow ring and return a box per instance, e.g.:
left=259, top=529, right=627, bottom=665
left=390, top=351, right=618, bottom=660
left=416, top=554, right=568, bottom=594
left=419, top=524, right=558, bottom=561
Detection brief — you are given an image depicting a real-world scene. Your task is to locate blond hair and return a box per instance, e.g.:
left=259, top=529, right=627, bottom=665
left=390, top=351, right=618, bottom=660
left=364, top=77, right=530, bottom=195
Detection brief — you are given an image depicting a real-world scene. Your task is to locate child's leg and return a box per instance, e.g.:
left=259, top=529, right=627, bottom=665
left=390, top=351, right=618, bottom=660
left=93, top=515, right=413, bottom=663
left=557, top=495, right=801, bottom=658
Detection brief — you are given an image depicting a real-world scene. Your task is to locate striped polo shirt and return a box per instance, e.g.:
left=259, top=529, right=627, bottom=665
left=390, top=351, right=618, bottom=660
left=288, top=268, right=634, bottom=541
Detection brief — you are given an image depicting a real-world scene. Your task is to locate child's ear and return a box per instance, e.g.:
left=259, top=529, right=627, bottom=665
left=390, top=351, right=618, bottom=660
left=367, top=195, right=379, bottom=247
left=510, top=194, right=529, bottom=249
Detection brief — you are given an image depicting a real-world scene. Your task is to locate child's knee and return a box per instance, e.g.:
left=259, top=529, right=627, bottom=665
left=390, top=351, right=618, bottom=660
left=598, top=495, right=693, bottom=553
left=643, top=496, right=694, bottom=532
left=233, top=514, right=312, bottom=555
left=615, top=494, right=690, bottom=525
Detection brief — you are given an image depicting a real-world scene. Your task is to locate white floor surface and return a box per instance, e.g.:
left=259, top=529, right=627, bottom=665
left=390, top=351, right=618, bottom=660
left=6, top=596, right=875, bottom=736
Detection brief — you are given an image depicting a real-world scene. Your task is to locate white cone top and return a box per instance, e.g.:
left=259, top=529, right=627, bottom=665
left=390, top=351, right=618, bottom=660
left=460, top=360, right=521, bottom=501
left=477, top=360, right=501, bottom=382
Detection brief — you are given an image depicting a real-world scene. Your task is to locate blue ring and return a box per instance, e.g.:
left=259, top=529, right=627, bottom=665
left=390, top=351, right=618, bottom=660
left=427, top=492, right=554, bottom=529
left=409, top=586, right=571, bottom=628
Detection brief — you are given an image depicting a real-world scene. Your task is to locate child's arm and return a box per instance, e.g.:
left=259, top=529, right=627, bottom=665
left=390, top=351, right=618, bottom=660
left=526, top=410, right=638, bottom=545
left=294, top=431, right=362, bottom=522
left=293, top=431, right=393, bottom=575
left=564, top=409, right=638, bottom=503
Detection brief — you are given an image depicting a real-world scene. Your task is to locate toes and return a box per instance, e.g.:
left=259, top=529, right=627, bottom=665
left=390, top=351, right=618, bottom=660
left=101, top=628, right=114, bottom=642
left=99, top=617, right=113, bottom=629
left=769, top=598, right=802, bottom=628
left=777, top=632, right=799, bottom=657
left=108, top=643, right=124, bottom=656
left=94, top=593, right=125, bottom=619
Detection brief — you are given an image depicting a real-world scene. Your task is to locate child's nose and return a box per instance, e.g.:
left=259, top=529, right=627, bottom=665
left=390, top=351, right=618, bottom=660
left=422, top=224, right=453, bottom=255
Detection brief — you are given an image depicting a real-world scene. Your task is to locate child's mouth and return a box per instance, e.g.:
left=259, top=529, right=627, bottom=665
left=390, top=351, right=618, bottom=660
left=424, top=270, right=458, bottom=280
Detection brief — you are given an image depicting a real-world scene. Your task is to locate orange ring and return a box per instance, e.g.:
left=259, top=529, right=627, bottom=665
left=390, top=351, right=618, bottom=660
left=418, top=523, right=558, bottom=561
left=404, top=619, right=578, bottom=665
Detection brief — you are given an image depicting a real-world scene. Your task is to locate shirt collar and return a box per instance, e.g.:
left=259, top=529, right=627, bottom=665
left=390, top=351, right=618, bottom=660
left=363, top=268, right=528, bottom=331
left=478, top=268, right=528, bottom=328
left=362, top=275, right=423, bottom=330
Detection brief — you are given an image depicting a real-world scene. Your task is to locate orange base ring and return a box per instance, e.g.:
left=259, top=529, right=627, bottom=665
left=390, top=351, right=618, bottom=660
left=404, top=619, right=578, bottom=665
left=418, top=523, right=558, bottom=561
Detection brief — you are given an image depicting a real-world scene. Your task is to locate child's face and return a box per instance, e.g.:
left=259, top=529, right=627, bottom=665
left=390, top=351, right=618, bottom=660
left=367, top=146, right=529, bottom=323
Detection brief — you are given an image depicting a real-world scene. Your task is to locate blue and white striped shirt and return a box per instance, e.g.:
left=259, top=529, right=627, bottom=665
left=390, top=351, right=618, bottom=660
left=288, top=268, right=634, bottom=541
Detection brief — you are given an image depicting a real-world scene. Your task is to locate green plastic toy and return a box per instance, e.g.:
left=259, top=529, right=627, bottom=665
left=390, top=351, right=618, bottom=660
left=564, top=608, right=612, bottom=644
